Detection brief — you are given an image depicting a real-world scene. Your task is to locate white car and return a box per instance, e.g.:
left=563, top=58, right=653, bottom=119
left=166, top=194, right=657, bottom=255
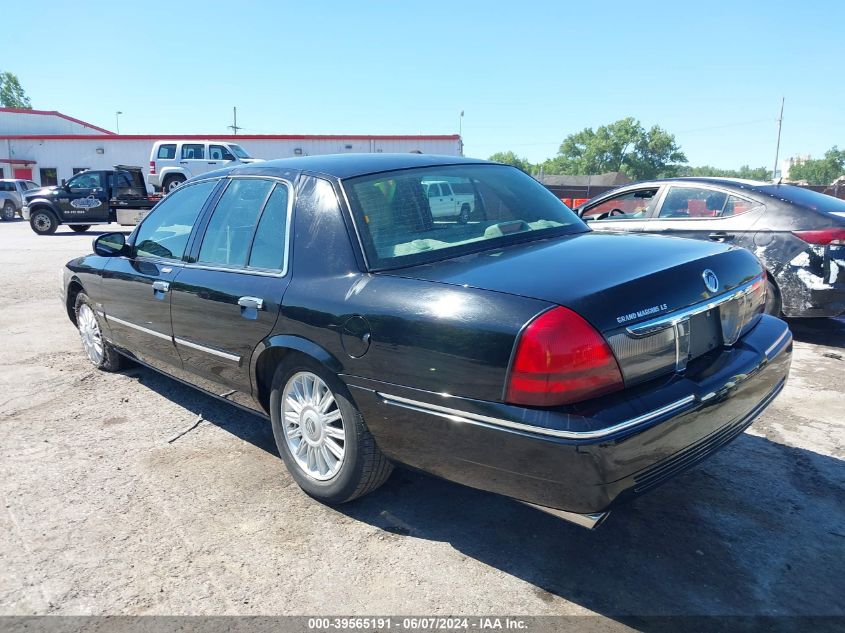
left=422, top=179, right=476, bottom=223
left=147, top=140, right=262, bottom=192
left=0, top=179, right=41, bottom=221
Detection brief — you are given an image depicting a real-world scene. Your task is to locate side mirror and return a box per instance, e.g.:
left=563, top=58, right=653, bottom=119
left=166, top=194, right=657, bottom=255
left=93, top=232, right=127, bottom=257
left=61, top=179, right=67, bottom=186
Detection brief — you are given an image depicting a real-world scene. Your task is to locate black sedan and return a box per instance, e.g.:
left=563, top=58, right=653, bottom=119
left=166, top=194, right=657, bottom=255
left=576, top=177, right=845, bottom=318
left=62, top=155, right=792, bottom=529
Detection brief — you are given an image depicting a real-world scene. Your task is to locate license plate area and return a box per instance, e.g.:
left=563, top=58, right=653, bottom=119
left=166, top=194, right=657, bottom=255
left=688, top=308, right=723, bottom=358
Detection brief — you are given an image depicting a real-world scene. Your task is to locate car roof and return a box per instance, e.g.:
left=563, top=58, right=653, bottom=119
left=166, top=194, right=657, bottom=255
left=225, top=153, right=490, bottom=180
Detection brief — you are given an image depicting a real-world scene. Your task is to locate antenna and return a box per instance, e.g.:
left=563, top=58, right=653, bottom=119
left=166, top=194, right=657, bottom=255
left=772, top=97, right=784, bottom=181
left=228, top=106, right=242, bottom=135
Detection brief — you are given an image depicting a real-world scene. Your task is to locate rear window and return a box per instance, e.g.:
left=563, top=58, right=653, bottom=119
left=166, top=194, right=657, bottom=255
left=157, top=144, right=177, bottom=159
left=759, top=184, right=845, bottom=214
left=344, top=164, right=587, bottom=270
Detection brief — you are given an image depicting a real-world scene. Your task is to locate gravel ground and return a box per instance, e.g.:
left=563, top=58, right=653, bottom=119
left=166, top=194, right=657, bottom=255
left=1, top=219, right=843, bottom=621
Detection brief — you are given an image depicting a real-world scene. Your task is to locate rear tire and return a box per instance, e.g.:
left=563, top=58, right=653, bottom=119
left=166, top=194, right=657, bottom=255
left=74, top=292, right=126, bottom=372
left=269, top=355, right=393, bottom=504
left=1, top=201, right=15, bottom=221
left=30, top=209, right=58, bottom=235
left=162, top=175, right=186, bottom=193
left=765, top=278, right=782, bottom=316
left=69, top=225, right=92, bottom=233
left=457, top=204, right=471, bottom=224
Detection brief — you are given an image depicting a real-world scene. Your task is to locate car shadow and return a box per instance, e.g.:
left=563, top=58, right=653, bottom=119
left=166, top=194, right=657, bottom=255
left=126, top=365, right=845, bottom=622
left=49, top=228, right=133, bottom=237
left=786, top=316, right=845, bottom=349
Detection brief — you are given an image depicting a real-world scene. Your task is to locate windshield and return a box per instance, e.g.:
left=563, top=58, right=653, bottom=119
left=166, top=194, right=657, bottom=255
left=758, top=184, right=845, bottom=214
left=229, top=144, right=251, bottom=159
left=344, top=164, right=588, bottom=269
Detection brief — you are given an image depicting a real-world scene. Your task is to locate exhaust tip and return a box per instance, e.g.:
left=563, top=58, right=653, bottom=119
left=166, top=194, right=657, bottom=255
left=522, top=501, right=611, bottom=529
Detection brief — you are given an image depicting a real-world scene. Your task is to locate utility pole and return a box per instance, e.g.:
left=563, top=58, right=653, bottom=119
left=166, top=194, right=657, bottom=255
left=228, top=107, right=242, bottom=135
left=458, top=110, right=464, bottom=156
left=115, top=111, right=123, bottom=134
left=772, top=97, right=785, bottom=181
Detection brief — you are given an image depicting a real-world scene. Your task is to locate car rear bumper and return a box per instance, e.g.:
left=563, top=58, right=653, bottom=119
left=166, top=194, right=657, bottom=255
left=345, top=314, right=791, bottom=519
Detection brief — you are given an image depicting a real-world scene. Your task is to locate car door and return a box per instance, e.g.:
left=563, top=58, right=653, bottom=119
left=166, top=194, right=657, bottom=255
left=58, top=171, right=110, bottom=223
left=169, top=176, right=292, bottom=399
left=579, top=186, right=663, bottom=233
left=99, top=179, right=220, bottom=373
left=640, top=185, right=766, bottom=247
left=208, top=143, right=236, bottom=171
left=178, top=143, right=208, bottom=179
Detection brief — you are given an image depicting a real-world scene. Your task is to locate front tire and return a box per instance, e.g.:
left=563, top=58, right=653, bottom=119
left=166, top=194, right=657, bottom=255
left=1, top=201, right=15, bottom=221
left=69, top=225, right=92, bottom=233
left=74, top=293, right=126, bottom=371
left=270, top=356, right=393, bottom=504
left=30, top=209, right=58, bottom=235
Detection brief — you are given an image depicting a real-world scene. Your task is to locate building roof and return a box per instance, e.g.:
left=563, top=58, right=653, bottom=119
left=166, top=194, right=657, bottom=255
left=0, top=107, right=115, bottom=135
left=540, top=172, right=631, bottom=187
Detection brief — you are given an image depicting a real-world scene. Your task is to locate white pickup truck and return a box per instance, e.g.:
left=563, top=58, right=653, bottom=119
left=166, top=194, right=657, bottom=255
left=422, top=180, right=475, bottom=223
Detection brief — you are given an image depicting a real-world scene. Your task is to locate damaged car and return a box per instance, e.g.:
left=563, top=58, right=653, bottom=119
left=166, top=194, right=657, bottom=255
left=577, top=178, right=845, bottom=318
left=62, top=155, right=792, bottom=529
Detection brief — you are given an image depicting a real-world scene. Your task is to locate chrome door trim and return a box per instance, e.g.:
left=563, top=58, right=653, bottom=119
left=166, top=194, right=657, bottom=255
left=377, top=392, right=696, bottom=440
left=174, top=336, right=241, bottom=363
left=106, top=315, right=172, bottom=342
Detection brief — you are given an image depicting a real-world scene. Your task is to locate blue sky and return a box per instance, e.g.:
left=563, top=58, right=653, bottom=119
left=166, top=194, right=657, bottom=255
left=7, top=0, right=843, bottom=168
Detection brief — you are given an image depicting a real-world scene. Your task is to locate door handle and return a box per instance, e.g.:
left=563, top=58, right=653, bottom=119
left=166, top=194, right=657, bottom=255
left=208, top=162, right=217, bottom=165
left=152, top=280, right=170, bottom=293
left=179, top=161, right=188, bottom=165
left=708, top=232, right=733, bottom=242
left=238, top=296, right=264, bottom=310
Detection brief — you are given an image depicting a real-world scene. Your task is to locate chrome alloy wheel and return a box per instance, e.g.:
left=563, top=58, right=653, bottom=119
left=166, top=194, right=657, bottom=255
left=282, top=371, right=346, bottom=481
left=77, top=304, right=104, bottom=365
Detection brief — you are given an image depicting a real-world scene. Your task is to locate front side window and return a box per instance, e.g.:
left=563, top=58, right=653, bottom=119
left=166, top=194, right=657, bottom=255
left=583, top=189, right=659, bottom=220
left=181, top=144, right=205, bottom=160
left=658, top=187, right=728, bottom=218
left=344, top=164, right=586, bottom=269
left=134, top=180, right=217, bottom=260
left=197, top=179, right=274, bottom=266
left=209, top=144, right=235, bottom=161
left=67, top=171, right=103, bottom=190
left=157, top=144, right=177, bottom=159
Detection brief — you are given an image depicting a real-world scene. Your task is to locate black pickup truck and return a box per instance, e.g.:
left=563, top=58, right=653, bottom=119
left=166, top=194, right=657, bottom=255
left=23, top=166, right=160, bottom=235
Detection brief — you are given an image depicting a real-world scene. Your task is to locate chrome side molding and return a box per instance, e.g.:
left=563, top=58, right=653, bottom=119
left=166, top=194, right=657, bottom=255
left=377, top=392, right=696, bottom=440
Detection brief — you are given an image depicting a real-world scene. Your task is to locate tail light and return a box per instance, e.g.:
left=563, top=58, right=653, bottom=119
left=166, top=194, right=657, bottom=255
left=506, top=307, right=624, bottom=407
left=792, top=228, right=845, bottom=245
left=149, top=161, right=156, bottom=175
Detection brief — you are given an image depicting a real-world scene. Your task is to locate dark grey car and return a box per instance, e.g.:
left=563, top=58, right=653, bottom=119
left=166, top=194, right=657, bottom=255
left=577, top=178, right=845, bottom=318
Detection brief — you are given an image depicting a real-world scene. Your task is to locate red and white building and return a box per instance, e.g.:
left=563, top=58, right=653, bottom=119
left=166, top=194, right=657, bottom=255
left=0, top=107, right=462, bottom=186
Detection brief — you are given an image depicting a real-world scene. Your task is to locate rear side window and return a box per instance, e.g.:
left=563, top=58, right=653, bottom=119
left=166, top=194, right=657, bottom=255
left=249, top=185, right=290, bottom=270
left=157, top=144, right=177, bottom=159
left=0, top=182, right=13, bottom=192
left=135, top=180, right=217, bottom=260
left=659, top=187, right=728, bottom=218
left=181, top=144, right=205, bottom=160
left=198, top=179, right=274, bottom=266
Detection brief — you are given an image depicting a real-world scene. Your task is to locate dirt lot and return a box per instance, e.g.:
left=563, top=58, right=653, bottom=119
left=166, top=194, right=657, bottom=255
left=1, top=219, right=843, bottom=621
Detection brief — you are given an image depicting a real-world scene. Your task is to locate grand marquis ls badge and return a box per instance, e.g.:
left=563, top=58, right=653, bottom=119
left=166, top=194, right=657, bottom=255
left=702, top=269, right=719, bottom=293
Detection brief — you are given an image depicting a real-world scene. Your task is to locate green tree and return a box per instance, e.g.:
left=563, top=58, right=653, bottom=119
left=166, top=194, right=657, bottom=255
left=543, top=117, right=687, bottom=180
left=680, top=164, right=770, bottom=180
left=0, top=71, right=32, bottom=108
left=787, top=147, right=845, bottom=185
left=488, top=151, right=534, bottom=173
